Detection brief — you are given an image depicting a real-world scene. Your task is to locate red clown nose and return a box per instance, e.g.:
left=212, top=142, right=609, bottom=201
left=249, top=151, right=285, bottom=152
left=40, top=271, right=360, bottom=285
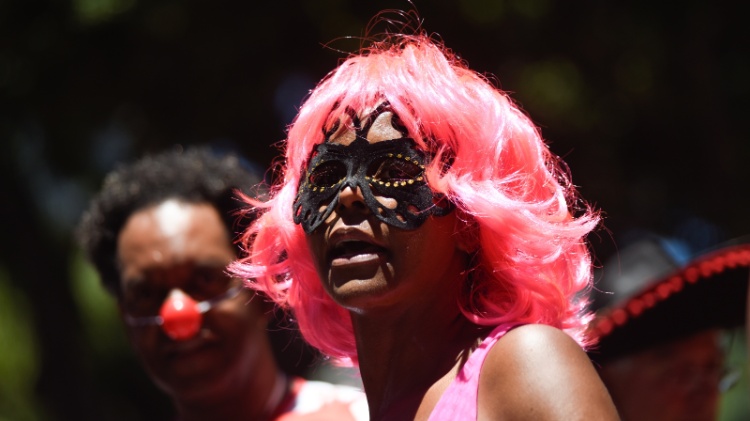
left=159, top=290, right=202, bottom=340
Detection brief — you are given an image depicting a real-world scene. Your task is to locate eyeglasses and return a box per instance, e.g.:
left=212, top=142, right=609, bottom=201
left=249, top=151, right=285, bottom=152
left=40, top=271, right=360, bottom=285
left=123, top=284, right=243, bottom=328
left=121, top=266, right=242, bottom=325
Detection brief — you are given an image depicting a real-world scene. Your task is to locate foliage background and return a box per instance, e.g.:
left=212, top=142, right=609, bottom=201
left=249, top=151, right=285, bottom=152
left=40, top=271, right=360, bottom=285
left=0, top=0, right=748, bottom=419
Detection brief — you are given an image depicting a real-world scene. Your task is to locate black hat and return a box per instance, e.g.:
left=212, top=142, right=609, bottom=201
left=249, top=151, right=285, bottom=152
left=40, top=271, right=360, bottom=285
left=587, top=236, right=750, bottom=364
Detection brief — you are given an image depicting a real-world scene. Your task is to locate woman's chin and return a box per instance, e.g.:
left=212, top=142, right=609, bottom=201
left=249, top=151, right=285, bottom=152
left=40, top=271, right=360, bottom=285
left=328, top=276, right=397, bottom=313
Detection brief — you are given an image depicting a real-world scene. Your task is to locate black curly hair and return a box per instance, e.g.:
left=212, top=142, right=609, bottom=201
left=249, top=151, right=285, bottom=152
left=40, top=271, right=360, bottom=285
left=76, top=146, right=266, bottom=297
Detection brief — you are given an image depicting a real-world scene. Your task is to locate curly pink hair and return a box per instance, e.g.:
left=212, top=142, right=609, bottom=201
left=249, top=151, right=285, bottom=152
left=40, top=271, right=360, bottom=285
left=231, top=33, right=600, bottom=365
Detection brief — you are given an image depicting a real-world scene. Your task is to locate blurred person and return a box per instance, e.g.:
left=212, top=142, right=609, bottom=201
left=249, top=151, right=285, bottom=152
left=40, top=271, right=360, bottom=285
left=76, top=147, right=367, bottom=421
left=588, top=234, right=750, bottom=421
left=230, top=14, right=618, bottom=420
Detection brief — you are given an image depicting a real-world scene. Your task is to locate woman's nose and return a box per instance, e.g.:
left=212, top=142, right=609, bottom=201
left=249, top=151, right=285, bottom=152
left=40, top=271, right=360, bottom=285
left=337, top=184, right=368, bottom=211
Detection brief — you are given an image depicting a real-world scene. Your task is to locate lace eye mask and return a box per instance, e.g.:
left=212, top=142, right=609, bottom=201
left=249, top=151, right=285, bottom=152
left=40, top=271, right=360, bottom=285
left=293, top=137, right=452, bottom=233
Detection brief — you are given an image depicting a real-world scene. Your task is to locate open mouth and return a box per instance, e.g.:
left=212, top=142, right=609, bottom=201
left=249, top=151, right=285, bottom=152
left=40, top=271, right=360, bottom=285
left=329, top=240, right=388, bottom=263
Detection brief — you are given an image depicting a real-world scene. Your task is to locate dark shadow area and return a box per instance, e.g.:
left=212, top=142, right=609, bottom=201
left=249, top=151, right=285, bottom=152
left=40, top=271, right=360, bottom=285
left=0, top=0, right=747, bottom=419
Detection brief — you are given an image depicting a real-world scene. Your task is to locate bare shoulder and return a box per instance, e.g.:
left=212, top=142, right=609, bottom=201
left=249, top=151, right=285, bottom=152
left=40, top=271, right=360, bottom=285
left=478, top=324, right=619, bottom=420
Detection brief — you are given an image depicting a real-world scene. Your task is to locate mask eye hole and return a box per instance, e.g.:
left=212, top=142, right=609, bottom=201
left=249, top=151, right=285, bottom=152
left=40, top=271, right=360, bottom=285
left=309, top=161, right=346, bottom=187
left=367, top=156, right=423, bottom=184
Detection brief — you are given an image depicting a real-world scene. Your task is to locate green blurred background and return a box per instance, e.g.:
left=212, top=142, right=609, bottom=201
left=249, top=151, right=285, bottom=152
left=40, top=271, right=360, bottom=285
left=1, top=0, right=748, bottom=419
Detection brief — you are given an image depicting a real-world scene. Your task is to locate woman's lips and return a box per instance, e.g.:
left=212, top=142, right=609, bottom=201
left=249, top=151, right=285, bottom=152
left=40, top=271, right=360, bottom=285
left=329, top=240, right=387, bottom=266
left=327, top=229, right=388, bottom=267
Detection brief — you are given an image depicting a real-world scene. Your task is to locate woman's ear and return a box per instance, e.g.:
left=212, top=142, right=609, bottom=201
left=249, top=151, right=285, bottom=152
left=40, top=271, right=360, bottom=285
left=454, top=209, right=479, bottom=254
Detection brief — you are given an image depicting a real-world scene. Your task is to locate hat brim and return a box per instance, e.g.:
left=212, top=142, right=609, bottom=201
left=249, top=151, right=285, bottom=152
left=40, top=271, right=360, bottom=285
left=588, top=244, right=750, bottom=364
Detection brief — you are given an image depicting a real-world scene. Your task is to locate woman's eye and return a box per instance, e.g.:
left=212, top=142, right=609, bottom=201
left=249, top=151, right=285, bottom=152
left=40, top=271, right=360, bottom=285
left=368, top=157, right=422, bottom=182
left=190, top=268, right=232, bottom=298
left=123, top=286, right=167, bottom=316
left=309, top=161, right=346, bottom=187
left=193, top=271, right=216, bottom=286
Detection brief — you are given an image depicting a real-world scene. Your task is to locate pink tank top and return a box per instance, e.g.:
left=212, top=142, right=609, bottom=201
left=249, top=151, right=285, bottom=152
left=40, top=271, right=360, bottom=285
left=428, top=323, right=518, bottom=420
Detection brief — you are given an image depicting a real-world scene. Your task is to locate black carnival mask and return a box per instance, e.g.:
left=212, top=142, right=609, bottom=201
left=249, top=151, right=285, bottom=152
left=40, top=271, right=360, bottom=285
left=292, top=136, right=453, bottom=233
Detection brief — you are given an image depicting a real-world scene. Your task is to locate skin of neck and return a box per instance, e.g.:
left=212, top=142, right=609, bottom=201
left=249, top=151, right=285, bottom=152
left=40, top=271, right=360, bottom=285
left=351, top=252, right=485, bottom=420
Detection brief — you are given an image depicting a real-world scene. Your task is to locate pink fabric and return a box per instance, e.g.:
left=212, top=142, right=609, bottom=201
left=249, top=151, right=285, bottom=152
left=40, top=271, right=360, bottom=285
left=428, top=323, right=518, bottom=420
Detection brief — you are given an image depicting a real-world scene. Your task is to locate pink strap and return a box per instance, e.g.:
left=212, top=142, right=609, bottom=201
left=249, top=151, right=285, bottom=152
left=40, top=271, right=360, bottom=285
left=427, top=323, right=518, bottom=420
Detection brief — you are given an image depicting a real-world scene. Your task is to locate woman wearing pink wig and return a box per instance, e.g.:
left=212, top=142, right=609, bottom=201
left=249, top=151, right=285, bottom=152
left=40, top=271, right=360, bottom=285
left=232, top=22, right=618, bottom=420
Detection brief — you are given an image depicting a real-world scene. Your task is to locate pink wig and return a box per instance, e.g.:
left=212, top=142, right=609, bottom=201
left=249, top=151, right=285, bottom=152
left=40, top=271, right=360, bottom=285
left=231, top=33, right=600, bottom=365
